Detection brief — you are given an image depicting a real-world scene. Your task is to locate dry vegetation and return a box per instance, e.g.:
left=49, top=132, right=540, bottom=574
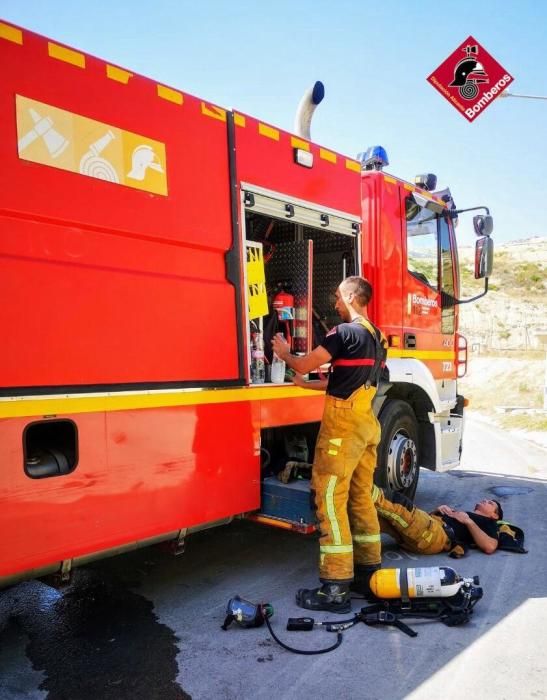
left=459, top=355, right=547, bottom=433
left=456, top=237, right=547, bottom=436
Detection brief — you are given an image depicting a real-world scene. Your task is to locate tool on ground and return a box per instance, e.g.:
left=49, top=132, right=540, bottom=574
left=221, top=596, right=343, bottom=654
left=221, top=567, right=483, bottom=654
left=221, top=596, right=273, bottom=629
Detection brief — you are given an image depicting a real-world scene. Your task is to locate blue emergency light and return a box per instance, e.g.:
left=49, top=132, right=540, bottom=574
left=357, top=145, right=389, bottom=171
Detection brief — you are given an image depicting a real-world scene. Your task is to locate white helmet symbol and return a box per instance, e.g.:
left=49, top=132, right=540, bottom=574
left=127, top=145, right=164, bottom=181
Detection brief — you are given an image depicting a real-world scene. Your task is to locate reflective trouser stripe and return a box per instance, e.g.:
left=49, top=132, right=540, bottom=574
left=320, top=544, right=354, bottom=554
left=353, top=533, right=382, bottom=543
left=326, top=476, right=342, bottom=545
left=376, top=506, right=410, bottom=529
left=371, top=484, right=381, bottom=503
left=313, top=387, right=382, bottom=579
left=375, top=492, right=449, bottom=554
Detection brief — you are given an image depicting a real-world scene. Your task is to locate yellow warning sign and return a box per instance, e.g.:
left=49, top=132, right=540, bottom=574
left=246, top=244, right=268, bottom=320
left=16, top=95, right=168, bottom=196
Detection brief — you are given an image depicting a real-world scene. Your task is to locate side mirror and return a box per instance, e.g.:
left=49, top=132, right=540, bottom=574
left=473, top=214, right=494, bottom=237
left=475, top=236, right=494, bottom=279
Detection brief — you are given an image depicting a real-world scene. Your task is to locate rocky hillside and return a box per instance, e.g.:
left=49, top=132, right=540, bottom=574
left=456, top=236, right=547, bottom=437
left=458, top=236, right=547, bottom=352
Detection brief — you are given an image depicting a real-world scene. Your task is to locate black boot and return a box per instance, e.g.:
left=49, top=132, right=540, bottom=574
left=295, top=581, right=351, bottom=614
left=350, top=564, right=381, bottom=599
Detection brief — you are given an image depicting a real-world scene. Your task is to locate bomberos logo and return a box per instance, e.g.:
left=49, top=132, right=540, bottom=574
left=412, top=294, right=438, bottom=308
left=427, top=36, right=513, bottom=122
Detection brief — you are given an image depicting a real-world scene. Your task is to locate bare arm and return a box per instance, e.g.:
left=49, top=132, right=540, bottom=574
left=271, top=334, right=331, bottom=375
left=448, top=511, right=498, bottom=554
left=291, top=372, right=328, bottom=391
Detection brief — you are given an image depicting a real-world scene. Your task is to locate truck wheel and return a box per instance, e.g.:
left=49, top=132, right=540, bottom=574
left=375, top=400, right=419, bottom=500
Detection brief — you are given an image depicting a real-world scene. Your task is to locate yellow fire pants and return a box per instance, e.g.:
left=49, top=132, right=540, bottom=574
left=373, top=488, right=451, bottom=554
left=312, top=386, right=381, bottom=582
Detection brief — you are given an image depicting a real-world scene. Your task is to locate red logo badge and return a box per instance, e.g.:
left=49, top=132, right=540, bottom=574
left=427, top=36, right=513, bottom=122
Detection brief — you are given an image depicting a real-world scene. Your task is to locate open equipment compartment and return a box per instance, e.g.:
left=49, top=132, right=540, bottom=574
left=242, top=191, right=361, bottom=529
left=243, top=195, right=360, bottom=380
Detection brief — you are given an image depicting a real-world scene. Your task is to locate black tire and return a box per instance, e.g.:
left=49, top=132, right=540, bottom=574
left=375, top=399, right=420, bottom=500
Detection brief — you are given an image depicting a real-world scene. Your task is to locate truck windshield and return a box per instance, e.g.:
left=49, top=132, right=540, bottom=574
left=405, top=196, right=438, bottom=290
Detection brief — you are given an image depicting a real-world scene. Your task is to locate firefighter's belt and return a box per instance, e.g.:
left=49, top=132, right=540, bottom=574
left=442, top=523, right=457, bottom=550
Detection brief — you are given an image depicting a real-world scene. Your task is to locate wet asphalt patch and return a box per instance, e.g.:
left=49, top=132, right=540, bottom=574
left=489, top=485, right=535, bottom=497
left=7, top=567, right=190, bottom=700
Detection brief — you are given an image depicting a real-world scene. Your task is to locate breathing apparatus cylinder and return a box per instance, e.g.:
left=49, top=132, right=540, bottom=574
left=370, top=566, right=470, bottom=599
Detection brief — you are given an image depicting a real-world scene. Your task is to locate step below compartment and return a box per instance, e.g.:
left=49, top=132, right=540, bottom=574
left=251, top=476, right=316, bottom=533
left=249, top=423, right=319, bottom=533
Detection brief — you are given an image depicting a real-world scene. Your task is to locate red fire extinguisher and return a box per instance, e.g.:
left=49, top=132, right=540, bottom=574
left=273, top=289, right=294, bottom=350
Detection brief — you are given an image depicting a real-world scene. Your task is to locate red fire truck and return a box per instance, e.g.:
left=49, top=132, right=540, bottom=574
left=0, top=20, right=493, bottom=588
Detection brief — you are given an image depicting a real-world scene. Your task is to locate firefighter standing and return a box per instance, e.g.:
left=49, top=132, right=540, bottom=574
left=272, top=276, right=387, bottom=613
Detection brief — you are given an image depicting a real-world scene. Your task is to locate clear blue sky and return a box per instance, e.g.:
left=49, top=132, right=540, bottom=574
left=1, top=0, right=546, bottom=245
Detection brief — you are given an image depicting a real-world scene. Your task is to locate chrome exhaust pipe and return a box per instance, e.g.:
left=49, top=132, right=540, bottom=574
left=294, top=81, right=325, bottom=140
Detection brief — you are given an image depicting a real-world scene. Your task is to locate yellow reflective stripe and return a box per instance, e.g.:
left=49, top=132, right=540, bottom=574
left=329, top=438, right=342, bottom=447
left=157, top=84, right=183, bottom=104
left=290, top=136, right=310, bottom=151
left=107, top=65, right=133, bottom=84
left=376, top=507, right=409, bottom=529
left=320, top=544, right=353, bottom=554
left=258, top=123, right=279, bottom=140
left=319, top=148, right=337, bottom=163
left=327, top=449, right=338, bottom=456
left=345, top=159, right=360, bottom=172
left=387, top=349, right=455, bottom=360
left=353, top=533, right=381, bottom=543
left=201, top=102, right=226, bottom=121
left=326, top=476, right=342, bottom=545
left=371, top=484, right=381, bottom=502
left=48, top=42, right=85, bottom=68
left=0, top=21, right=23, bottom=44
left=0, top=384, right=321, bottom=419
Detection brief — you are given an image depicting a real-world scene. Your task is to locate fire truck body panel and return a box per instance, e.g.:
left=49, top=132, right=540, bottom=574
left=234, top=111, right=362, bottom=217
left=1, top=25, right=240, bottom=390
left=1, top=386, right=328, bottom=580
left=0, top=19, right=471, bottom=587
left=360, top=172, right=404, bottom=339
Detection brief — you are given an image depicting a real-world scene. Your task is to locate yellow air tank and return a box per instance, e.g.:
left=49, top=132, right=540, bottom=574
left=370, top=566, right=464, bottom=599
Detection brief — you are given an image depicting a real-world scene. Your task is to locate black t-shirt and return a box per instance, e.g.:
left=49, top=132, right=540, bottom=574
left=441, top=512, right=499, bottom=546
left=321, top=319, right=379, bottom=400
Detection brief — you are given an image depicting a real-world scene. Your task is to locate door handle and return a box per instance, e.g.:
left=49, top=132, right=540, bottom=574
left=404, top=333, right=416, bottom=349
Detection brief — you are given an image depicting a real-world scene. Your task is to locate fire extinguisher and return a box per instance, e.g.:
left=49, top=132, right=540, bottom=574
left=273, top=288, right=294, bottom=350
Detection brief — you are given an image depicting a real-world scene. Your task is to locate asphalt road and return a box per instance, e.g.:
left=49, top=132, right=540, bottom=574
left=1, top=416, right=546, bottom=700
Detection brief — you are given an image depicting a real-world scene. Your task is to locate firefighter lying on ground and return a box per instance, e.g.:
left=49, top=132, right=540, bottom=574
left=372, top=486, right=502, bottom=557
left=272, top=276, right=387, bottom=614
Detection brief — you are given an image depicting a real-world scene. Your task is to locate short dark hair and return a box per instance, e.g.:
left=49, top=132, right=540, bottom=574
left=342, top=276, right=373, bottom=307
left=493, top=500, right=503, bottom=520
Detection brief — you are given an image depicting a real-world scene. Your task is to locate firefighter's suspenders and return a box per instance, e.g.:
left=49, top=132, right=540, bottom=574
left=331, top=318, right=387, bottom=388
